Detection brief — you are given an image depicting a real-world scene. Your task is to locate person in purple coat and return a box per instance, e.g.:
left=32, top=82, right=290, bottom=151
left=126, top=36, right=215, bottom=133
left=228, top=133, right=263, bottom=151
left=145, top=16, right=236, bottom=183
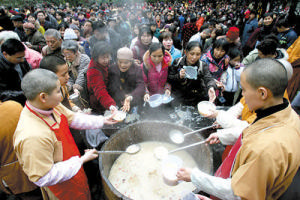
left=108, top=47, right=145, bottom=112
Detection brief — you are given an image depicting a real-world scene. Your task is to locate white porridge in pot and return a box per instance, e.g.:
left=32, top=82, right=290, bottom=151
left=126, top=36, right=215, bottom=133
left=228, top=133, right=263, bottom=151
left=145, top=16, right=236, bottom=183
left=108, top=141, right=198, bottom=200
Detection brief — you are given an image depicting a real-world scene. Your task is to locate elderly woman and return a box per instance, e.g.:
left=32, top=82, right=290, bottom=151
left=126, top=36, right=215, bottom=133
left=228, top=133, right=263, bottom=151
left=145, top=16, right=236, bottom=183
left=23, top=22, right=46, bottom=53
left=61, top=40, right=90, bottom=93
left=108, top=47, right=145, bottom=112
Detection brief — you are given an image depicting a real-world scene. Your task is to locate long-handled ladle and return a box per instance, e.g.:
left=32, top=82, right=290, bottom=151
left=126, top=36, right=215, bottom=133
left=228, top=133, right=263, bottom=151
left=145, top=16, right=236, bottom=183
left=154, top=140, right=206, bottom=160
left=169, top=124, right=216, bottom=144
left=98, top=144, right=141, bottom=155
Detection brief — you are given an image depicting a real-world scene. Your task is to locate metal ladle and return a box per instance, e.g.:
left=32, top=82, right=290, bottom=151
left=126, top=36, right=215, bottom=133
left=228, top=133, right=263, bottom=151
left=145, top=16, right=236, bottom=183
left=97, top=144, right=141, bottom=155
left=169, top=125, right=216, bottom=144
left=154, top=140, right=207, bottom=160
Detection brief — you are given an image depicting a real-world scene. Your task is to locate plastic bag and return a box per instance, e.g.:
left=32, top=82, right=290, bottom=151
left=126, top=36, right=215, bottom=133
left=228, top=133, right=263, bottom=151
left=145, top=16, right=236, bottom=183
left=85, top=129, right=108, bottom=148
left=183, top=66, right=198, bottom=80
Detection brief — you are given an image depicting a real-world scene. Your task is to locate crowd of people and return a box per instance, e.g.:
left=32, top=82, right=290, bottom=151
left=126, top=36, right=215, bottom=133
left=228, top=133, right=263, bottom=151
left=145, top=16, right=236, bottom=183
left=0, top=0, right=299, bottom=199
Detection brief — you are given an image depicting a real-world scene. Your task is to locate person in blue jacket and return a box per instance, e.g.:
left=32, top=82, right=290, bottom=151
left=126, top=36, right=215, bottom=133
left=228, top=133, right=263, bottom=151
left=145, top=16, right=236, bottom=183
left=159, top=31, right=181, bottom=64
left=276, top=18, right=298, bottom=49
left=241, top=10, right=258, bottom=48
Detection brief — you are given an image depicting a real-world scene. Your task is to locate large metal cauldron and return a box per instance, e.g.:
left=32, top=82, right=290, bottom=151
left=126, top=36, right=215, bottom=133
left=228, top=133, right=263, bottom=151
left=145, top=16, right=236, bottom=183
left=99, top=121, right=213, bottom=200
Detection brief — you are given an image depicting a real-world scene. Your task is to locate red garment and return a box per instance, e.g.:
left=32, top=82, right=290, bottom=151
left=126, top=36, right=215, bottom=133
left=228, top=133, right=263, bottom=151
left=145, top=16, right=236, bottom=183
left=142, top=51, right=172, bottom=95
left=182, top=23, right=198, bottom=48
left=196, top=17, right=204, bottom=31
left=26, top=104, right=91, bottom=200
left=244, top=9, right=250, bottom=19
left=87, top=59, right=116, bottom=113
left=211, top=134, right=242, bottom=200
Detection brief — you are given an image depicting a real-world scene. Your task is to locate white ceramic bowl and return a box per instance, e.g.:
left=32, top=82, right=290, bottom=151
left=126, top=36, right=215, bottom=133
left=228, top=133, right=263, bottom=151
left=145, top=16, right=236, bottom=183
left=113, top=111, right=127, bottom=122
left=197, top=101, right=216, bottom=117
left=162, top=155, right=183, bottom=186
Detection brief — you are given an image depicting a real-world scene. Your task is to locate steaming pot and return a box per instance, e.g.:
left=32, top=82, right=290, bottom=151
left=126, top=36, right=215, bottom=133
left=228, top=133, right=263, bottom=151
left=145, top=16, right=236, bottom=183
left=99, top=121, right=213, bottom=200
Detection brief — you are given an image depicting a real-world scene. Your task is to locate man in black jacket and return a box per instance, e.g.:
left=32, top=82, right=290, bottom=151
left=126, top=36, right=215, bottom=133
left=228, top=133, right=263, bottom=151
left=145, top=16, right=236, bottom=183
left=0, top=39, right=31, bottom=105
left=11, top=15, right=27, bottom=42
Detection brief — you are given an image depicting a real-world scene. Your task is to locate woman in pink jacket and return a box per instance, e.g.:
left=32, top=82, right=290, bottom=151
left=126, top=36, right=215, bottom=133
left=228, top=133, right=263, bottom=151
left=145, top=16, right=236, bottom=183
left=142, top=42, right=172, bottom=102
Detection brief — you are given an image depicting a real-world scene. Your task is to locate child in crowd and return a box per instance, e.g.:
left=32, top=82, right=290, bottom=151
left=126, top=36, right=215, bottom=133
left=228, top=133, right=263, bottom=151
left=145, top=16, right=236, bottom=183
left=220, top=48, right=244, bottom=106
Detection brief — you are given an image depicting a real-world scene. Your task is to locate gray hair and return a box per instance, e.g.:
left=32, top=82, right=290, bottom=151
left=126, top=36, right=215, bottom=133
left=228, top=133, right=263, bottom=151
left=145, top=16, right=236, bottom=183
left=61, top=40, right=79, bottom=53
left=244, top=58, right=288, bottom=98
left=44, top=29, right=61, bottom=40
left=0, top=31, right=20, bottom=45
left=21, top=69, right=58, bottom=101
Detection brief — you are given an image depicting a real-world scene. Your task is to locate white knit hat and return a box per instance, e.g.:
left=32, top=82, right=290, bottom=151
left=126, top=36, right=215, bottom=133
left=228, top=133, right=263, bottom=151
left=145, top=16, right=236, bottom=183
left=64, top=28, right=78, bottom=40
left=117, top=47, right=133, bottom=60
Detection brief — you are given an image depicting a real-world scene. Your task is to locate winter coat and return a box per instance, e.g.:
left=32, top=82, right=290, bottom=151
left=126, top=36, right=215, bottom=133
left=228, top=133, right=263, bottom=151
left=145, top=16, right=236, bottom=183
left=41, top=46, right=62, bottom=57
left=287, top=36, right=300, bottom=64
left=27, top=30, right=46, bottom=52
left=221, top=64, right=244, bottom=92
left=131, top=39, right=151, bottom=64
left=67, top=53, right=90, bottom=90
left=242, top=48, right=289, bottom=66
left=201, top=49, right=229, bottom=81
left=142, top=50, right=172, bottom=95
left=182, top=22, right=198, bottom=48
left=277, top=28, right=298, bottom=49
left=14, top=27, right=27, bottom=42
left=0, top=15, right=14, bottom=30
left=245, top=24, right=275, bottom=52
left=0, top=53, right=31, bottom=105
left=169, top=46, right=181, bottom=64
left=108, top=63, right=145, bottom=108
left=24, top=45, right=42, bottom=69
left=241, top=18, right=258, bottom=47
left=87, top=59, right=116, bottom=114
left=39, top=20, right=55, bottom=31
left=168, top=56, right=216, bottom=105
left=80, top=40, right=91, bottom=58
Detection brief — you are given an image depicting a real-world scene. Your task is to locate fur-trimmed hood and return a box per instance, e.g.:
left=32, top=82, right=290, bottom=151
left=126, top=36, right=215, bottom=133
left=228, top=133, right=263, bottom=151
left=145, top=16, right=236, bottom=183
left=142, top=50, right=172, bottom=70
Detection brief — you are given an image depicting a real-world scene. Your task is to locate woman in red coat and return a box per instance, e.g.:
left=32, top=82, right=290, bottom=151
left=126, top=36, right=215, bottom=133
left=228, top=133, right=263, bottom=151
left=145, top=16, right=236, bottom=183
left=87, top=41, right=117, bottom=114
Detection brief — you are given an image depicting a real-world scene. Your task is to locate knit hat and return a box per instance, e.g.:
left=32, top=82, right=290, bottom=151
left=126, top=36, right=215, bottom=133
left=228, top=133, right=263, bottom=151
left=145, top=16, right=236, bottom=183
left=64, top=28, right=78, bottom=40
left=117, top=47, right=133, bottom=60
left=226, top=27, right=239, bottom=41
left=23, top=22, right=35, bottom=30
